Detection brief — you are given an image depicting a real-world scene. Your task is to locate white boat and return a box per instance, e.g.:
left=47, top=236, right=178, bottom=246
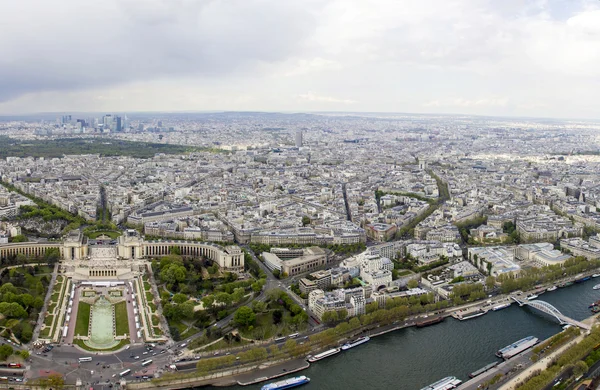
left=593, top=274, right=600, bottom=278
left=307, top=348, right=341, bottom=363
left=547, top=286, right=557, bottom=292
left=526, top=294, right=538, bottom=300
left=593, top=284, right=600, bottom=290
left=457, top=310, right=487, bottom=321
left=496, top=336, right=539, bottom=359
left=492, top=303, right=511, bottom=311
left=341, top=336, right=370, bottom=351
left=420, top=376, right=462, bottom=390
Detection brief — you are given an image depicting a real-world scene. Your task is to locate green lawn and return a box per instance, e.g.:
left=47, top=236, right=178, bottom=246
left=201, top=338, right=249, bottom=352
left=47, top=302, right=57, bottom=314
left=180, top=327, right=200, bottom=339
left=153, top=327, right=162, bottom=336
left=151, top=315, right=159, bottom=326
left=39, top=327, right=51, bottom=338
left=143, top=281, right=151, bottom=291
left=43, top=315, right=54, bottom=327
left=50, top=292, right=60, bottom=302
left=75, top=338, right=130, bottom=352
left=87, top=230, right=122, bottom=239
left=145, top=291, right=153, bottom=303
left=170, top=320, right=188, bottom=335
left=75, top=302, right=91, bottom=336
left=52, top=282, right=63, bottom=294
left=114, top=301, right=129, bottom=336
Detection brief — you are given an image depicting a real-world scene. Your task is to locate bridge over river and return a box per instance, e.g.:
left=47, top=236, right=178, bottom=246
left=511, top=296, right=591, bottom=330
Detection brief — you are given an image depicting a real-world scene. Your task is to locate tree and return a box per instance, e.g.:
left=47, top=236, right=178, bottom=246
left=234, top=306, right=256, bottom=328
left=252, top=300, right=267, bottom=313
left=407, top=279, right=419, bottom=289
left=19, top=350, right=29, bottom=360
left=574, top=360, right=588, bottom=378
left=202, top=295, right=215, bottom=311
left=302, top=216, right=311, bottom=226
left=272, top=309, right=283, bottom=324
left=322, top=311, right=338, bottom=325
left=485, top=276, right=496, bottom=290
left=0, top=344, right=13, bottom=360
left=160, top=263, right=186, bottom=285
left=366, top=302, right=379, bottom=314
left=272, top=269, right=281, bottom=279
left=172, top=293, right=187, bottom=304
left=10, top=235, right=27, bottom=243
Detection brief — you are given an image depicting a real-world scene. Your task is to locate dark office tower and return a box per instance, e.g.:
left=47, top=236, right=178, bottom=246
left=157, top=120, right=163, bottom=127
left=116, top=116, right=122, bottom=132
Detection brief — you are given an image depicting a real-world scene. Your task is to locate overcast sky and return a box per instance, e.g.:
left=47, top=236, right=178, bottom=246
left=1, top=0, right=600, bottom=118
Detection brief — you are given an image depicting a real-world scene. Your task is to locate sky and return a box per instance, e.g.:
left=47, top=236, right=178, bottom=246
left=1, top=0, right=600, bottom=118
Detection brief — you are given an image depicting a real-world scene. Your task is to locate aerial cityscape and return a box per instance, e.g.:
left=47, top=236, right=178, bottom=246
left=3, top=1, right=600, bottom=390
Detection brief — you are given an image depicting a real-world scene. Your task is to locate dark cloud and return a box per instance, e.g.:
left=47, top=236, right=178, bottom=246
left=0, top=0, right=322, bottom=101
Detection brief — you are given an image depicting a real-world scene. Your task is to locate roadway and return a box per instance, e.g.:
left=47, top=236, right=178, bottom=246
left=32, top=343, right=175, bottom=389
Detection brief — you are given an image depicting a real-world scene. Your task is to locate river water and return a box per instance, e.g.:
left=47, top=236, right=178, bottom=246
left=202, top=279, right=599, bottom=390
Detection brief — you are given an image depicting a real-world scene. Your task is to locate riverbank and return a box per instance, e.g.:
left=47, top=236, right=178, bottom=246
left=154, top=272, right=600, bottom=389
left=458, top=313, right=598, bottom=390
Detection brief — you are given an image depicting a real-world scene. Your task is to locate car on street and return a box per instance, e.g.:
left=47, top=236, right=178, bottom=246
left=134, top=356, right=140, bottom=359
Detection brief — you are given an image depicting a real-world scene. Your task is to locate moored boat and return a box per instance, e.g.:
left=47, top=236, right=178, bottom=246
left=526, top=294, right=538, bottom=300
left=419, top=376, right=462, bottom=390
left=547, top=286, right=557, bottom=292
left=492, top=302, right=511, bottom=311
left=496, top=336, right=538, bottom=359
left=416, top=316, right=444, bottom=328
left=307, top=348, right=340, bottom=363
left=341, top=336, right=370, bottom=351
left=593, top=274, right=600, bottom=278
left=456, top=309, right=487, bottom=321
left=593, top=284, right=600, bottom=290
left=261, top=376, right=310, bottom=390
left=469, top=361, right=500, bottom=378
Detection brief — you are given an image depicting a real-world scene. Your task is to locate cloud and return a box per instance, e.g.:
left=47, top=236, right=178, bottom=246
left=0, top=0, right=323, bottom=102
left=297, top=92, right=356, bottom=104
left=3, top=0, right=600, bottom=117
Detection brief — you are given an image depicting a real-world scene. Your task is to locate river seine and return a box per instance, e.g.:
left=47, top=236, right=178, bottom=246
left=205, top=278, right=599, bottom=390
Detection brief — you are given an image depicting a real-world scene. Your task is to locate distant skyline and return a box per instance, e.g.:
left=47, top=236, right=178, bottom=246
left=2, top=0, right=600, bottom=119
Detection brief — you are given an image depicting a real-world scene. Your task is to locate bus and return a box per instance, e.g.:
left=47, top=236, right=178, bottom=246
left=7, top=363, right=21, bottom=368
left=119, top=369, right=131, bottom=377
left=288, top=333, right=299, bottom=339
left=78, top=357, right=93, bottom=363
left=274, top=337, right=286, bottom=343
left=141, top=359, right=152, bottom=367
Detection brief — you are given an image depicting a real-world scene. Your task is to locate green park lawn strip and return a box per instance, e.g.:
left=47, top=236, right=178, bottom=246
left=180, top=327, right=200, bottom=339
left=114, top=301, right=129, bottom=336
left=151, top=315, right=159, bottom=326
left=39, top=327, right=51, bottom=338
left=43, top=315, right=54, bottom=327
left=153, top=327, right=162, bottom=336
left=74, top=339, right=130, bottom=352
left=86, top=230, right=121, bottom=239
left=143, top=281, right=151, bottom=291
left=75, top=302, right=91, bottom=336
left=171, top=321, right=188, bottom=335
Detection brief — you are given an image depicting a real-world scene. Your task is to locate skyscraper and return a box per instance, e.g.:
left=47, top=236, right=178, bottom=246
left=295, top=129, right=303, bottom=147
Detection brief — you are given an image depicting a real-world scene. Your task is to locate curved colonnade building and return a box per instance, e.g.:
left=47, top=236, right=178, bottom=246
left=0, top=230, right=244, bottom=280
